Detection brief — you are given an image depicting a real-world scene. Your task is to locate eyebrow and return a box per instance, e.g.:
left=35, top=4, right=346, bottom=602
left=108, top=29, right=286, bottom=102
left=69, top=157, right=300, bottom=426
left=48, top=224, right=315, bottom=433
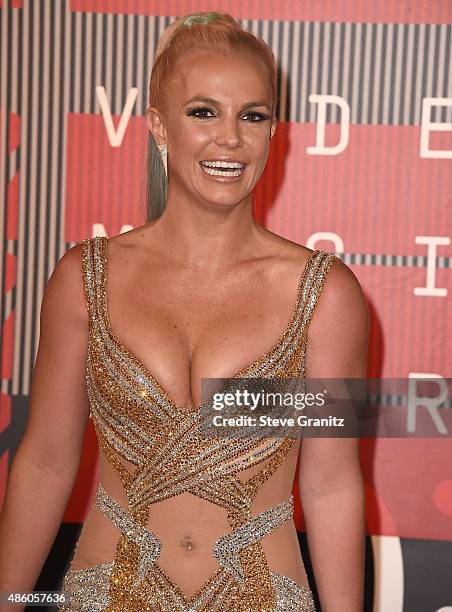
left=184, top=96, right=271, bottom=111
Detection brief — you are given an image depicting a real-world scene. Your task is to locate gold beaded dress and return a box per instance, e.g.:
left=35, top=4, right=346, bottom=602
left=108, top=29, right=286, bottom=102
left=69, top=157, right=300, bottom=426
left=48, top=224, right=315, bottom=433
left=58, top=236, right=339, bottom=612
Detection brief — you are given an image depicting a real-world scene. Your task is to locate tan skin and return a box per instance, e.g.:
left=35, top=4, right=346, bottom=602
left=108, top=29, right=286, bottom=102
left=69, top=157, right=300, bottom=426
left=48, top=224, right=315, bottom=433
left=0, top=48, right=368, bottom=611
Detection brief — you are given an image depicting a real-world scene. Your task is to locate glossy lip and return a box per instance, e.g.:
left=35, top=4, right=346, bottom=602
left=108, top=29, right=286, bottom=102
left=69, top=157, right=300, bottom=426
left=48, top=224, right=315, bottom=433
left=199, top=161, right=247, bottom=183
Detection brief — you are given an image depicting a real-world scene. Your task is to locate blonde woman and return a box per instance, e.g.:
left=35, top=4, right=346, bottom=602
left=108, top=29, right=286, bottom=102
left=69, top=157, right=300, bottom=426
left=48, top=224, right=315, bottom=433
left=0, top=12, right=369, bottom=612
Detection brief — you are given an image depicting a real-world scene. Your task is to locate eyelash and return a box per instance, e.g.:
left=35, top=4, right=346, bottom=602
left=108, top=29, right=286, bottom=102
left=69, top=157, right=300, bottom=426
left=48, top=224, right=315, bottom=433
left=185, top=105, right=271, bottom=122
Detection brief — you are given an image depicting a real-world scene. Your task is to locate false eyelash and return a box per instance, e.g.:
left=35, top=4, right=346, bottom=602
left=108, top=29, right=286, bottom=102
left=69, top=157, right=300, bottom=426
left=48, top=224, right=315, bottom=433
left=185, top=105, right=271, bottom=122
left=185, top=105, right=215, bottom=117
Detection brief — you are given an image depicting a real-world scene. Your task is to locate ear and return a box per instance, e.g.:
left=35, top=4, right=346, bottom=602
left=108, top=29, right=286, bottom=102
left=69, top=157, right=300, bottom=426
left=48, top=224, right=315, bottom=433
left=145, top=106, right=167, bottom=145
left=270, top=117, right=277, bottom=140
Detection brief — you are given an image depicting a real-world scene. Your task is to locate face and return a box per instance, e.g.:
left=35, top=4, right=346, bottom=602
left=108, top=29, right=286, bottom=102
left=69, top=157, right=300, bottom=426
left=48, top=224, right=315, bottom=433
left=146, top=49, right=277, bottom=210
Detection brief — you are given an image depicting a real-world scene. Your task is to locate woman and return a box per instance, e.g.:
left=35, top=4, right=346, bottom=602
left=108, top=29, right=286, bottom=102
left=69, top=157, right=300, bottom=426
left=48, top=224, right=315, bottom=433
left=0, top=12, right=369, bottom=612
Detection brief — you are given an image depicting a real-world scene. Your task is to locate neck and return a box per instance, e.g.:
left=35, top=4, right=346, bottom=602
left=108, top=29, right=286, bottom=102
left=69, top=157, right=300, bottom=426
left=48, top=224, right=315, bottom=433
left=143, top=191, right=267, bottom=270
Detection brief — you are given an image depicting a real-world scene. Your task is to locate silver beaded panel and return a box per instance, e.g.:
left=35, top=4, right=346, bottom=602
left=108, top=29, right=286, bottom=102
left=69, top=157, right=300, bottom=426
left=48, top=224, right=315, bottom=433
left=59, top=564, right=316, bottom=611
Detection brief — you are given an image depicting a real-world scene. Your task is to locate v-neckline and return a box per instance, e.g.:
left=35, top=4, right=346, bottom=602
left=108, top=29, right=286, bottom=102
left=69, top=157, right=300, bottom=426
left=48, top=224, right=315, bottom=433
left=97, top=236, right=318, bottom=416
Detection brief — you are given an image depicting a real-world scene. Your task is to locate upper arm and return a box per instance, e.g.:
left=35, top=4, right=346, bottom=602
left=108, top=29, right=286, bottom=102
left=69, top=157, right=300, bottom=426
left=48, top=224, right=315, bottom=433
left=298, top=257, right=370, bottom=499
left=15, top=243, right=91, bottom=476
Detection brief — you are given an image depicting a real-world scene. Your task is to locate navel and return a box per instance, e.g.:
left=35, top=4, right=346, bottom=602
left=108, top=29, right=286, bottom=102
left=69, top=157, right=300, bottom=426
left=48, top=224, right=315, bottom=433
left=179, top=535, right=195, bottom=552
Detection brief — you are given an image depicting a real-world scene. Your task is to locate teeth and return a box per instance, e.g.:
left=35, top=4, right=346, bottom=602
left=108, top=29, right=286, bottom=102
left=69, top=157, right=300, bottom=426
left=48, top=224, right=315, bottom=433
left=200, top=160, right=245, bottom=169
left=202, top=166, right=243, bottom=177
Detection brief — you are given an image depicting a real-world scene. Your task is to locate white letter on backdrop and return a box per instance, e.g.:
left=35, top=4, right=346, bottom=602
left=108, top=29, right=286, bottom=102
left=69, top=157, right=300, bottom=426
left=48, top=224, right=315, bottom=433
left=307, top=95, right=350, bottom=155
left=407, top=374, right=448, bottom=434
left=306, top=233, right=344, bottom=254
left=413, top=237, right=450, bottom=297
left=420, top=98, right=452, bottom=159
left=96, top=86, right=139, bottom=147
left=91, top=223, right=134, bottom=237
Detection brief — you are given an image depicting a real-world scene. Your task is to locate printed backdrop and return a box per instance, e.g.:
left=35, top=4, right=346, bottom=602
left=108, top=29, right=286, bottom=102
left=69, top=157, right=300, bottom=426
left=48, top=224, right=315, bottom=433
left=0, top=1, right=451, bottom=611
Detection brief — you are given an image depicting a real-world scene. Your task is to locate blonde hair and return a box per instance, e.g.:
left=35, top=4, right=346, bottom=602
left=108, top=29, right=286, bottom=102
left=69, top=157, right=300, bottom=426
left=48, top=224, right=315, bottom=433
left=145, top=12, right=277, bottom=222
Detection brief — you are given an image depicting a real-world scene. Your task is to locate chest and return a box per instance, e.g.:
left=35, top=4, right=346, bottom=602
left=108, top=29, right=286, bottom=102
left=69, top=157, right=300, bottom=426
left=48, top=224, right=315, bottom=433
left=104, top=267, right=303, bottom=409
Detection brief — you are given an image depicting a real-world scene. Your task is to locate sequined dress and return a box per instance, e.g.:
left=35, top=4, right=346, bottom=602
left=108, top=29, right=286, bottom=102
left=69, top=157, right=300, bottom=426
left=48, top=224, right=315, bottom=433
left=58, top=236, right=339, bottom=612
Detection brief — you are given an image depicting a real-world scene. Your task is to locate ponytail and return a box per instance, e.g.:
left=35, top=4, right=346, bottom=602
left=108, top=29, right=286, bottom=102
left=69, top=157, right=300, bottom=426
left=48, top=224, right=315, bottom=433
left=145, top=133, right=167, bottom=222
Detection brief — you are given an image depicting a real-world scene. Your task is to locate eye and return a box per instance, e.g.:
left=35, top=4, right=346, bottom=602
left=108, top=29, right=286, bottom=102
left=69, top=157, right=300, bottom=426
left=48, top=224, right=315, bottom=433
left=185, top=106, right=216, bottom=119
left=243, top=111, right=272, bottom=122
left=185, top=106, right=272, bottom=122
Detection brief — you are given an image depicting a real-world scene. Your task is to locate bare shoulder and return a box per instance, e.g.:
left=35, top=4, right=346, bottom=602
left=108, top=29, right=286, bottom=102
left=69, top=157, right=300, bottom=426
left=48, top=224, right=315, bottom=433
left=300, top=247, right=370, bottom=378
left=312, top=249, right=368, bottom=317
left=43, top=242, right=87, bottom=318
left=276, top=238, right=366, bottom=307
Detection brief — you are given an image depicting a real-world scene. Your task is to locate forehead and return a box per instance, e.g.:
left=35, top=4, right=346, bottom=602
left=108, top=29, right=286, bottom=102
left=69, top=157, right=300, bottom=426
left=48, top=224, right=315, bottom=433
left=168, top=49, right=273, bottom=105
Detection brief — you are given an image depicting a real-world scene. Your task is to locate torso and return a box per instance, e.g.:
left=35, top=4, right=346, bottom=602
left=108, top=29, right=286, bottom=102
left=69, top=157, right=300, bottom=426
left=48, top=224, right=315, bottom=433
left=70, top=225, right=324, bottom=598
left=71, top=441, right=306, bottom=597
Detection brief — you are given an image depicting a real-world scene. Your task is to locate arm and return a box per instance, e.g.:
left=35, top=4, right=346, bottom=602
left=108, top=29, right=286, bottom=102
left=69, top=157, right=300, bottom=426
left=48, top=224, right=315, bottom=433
left=0, top=244, right=91, bottom=609
left=298, top=258, right=370, bottom=612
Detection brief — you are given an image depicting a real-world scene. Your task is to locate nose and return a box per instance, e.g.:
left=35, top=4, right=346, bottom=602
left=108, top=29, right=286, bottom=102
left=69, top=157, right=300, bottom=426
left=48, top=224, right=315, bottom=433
left=215, top=115, right=243, bottom=148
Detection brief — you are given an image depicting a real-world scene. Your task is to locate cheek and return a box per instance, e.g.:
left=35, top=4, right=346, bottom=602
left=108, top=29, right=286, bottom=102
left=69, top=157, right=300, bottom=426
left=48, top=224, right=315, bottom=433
left=167, top=123, right=208, bottom=154
left=183, top=125, right=212, bottom=148
left=251, top=134, right=271, bottom=167
left=247, top=127, right=270, bottom=148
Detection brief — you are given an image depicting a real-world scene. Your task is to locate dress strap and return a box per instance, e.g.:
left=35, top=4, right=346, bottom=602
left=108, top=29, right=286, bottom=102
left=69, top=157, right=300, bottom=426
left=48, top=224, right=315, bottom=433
left=80, top=235, right=108, bottom=329
left=299, top=249, right=340, bottom=330
left=291, top=249, right=340, bottom=380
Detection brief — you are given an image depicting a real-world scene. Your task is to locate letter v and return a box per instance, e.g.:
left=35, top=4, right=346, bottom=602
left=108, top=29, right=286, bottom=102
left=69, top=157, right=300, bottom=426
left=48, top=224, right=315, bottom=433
left=96, top=85, right=139, bottom=147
